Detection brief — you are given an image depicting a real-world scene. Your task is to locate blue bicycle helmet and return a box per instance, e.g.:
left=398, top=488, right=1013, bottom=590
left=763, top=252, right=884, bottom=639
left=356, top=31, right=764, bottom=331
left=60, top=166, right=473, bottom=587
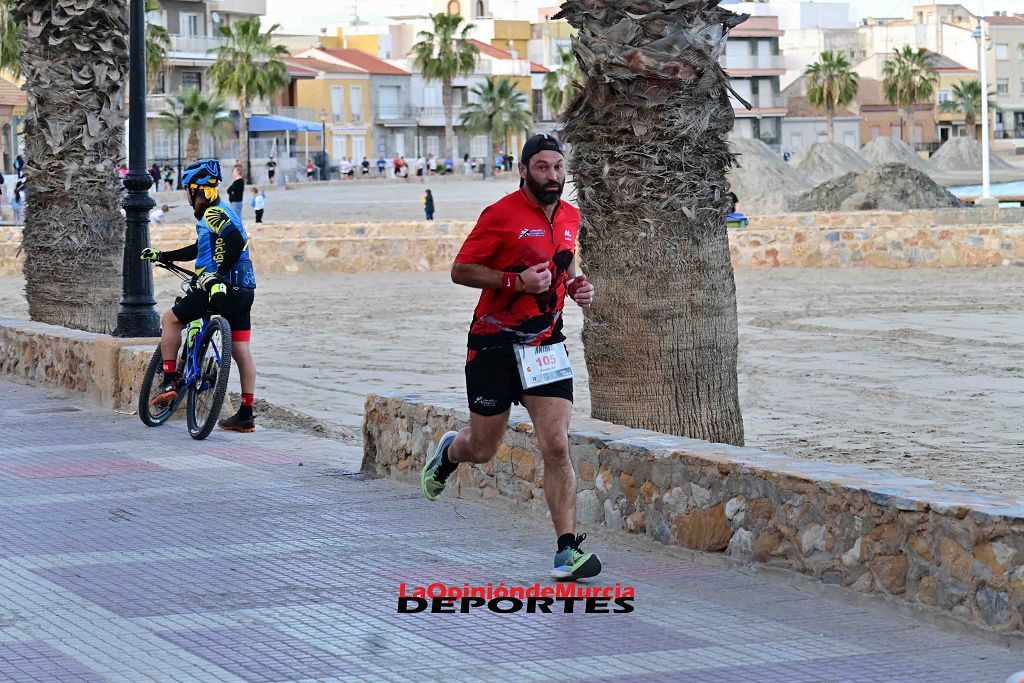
left=181, top=158, right=221, bottom=188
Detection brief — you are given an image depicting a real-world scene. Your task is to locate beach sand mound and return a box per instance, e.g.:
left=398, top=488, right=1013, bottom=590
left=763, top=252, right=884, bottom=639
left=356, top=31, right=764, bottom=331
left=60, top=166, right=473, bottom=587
left=930, top=136, right=1015, bottom=172
left=727, top=137, right=813, bottom=214
left=792, top=141, right=868, bottom=183
left=792, top=163, right=964, bottom=212
left=860, top=136, right=936, bottom=175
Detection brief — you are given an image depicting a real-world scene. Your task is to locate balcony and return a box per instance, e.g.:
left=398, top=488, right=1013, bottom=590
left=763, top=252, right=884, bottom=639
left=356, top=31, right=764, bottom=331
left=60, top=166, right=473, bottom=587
left=208, top=0, right=266, bottom=15
left=721, top=53, right=784, bottom=72
left=273, top=107, right=317, bottom=121
left=168, top=34, right=225, bottom=58
left=376, top=104, right=417, bottom=121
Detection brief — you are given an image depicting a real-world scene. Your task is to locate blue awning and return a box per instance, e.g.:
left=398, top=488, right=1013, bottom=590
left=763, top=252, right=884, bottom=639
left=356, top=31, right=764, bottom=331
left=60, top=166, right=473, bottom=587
left=244, top=114, right=323, bottom=133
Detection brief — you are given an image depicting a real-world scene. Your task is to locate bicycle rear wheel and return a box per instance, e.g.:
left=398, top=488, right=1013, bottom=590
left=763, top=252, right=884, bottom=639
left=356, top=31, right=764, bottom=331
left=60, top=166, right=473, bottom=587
left=186, top=317, right=233, bottom=440
left=139, top=346, right=180, bottom=427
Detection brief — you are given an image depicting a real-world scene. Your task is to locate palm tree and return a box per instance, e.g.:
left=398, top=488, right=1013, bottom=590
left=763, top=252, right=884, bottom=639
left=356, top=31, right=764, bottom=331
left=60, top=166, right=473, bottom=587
left=556, top=2, right=745, bottom=444
left=938, top=79, right=994, bottom=140
left=158, top=90, right=230, bottom=162
left=882, top=46, right=937, bottom=144
left=13, top=1, right=129, bottom=334
left=207, top=17, right=289, bottom=182
left=460, top=78, right=533, bottom=160
left=411, top=13, right=479, bottom=160
left=804, top=51, right=859, bottom=142
left=0, top=0, right=19, bottom=78
left=543, top=48, right=582, bottom=121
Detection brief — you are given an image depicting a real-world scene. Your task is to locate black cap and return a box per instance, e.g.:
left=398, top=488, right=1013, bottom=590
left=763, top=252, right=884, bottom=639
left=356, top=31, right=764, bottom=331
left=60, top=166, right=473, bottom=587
left=520, top=133, right=563, bottom=167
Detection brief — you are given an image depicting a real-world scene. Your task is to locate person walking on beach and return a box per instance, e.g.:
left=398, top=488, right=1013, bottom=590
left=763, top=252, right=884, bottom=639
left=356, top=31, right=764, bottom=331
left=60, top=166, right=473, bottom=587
left=423, top=189, right=434, bottom=221
left=227, top=167, right=245, bottom=216
left=251, top=187, right=265, bottom=223
left=419, top=134, right=600, bottom=581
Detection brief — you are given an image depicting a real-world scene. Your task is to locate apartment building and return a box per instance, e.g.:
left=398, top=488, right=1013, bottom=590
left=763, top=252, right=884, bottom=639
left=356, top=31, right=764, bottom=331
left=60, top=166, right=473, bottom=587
left=983, top=13, right=1024, bottom=138
left=725, top=16, right=787, bottom=150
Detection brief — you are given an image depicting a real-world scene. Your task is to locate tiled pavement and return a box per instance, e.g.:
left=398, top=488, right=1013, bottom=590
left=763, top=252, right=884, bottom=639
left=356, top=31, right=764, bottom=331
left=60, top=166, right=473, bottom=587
left=0, top=378, right=1021, bottom=682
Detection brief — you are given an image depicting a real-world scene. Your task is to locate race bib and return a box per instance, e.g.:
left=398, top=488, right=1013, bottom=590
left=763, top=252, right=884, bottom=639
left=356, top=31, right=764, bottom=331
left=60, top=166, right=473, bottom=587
left=514, top=343, right=573, bottom=389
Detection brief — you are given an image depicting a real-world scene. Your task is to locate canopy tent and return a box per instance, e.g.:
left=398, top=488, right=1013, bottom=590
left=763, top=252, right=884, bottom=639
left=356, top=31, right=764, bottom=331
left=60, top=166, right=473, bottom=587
left=243, top=114, right=323, bottom=133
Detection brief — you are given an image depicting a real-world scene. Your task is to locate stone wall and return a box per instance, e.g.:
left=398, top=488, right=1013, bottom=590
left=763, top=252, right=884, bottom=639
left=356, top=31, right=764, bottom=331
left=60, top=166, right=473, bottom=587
left=0, top=317, right=153, bottom=410
left=2, top=207, right=1024, bottom=276
left=364, top=394, right=1024, bottom=634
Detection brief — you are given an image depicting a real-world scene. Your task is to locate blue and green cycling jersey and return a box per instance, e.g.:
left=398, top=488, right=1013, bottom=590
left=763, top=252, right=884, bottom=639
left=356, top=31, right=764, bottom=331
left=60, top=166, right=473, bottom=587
left=195, top=202, right=256, bottom=288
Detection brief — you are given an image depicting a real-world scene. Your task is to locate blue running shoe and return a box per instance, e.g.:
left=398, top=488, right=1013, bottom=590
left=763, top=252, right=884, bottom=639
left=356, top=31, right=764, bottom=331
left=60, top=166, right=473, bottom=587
left=421, top=431, right=457, bottom=501
left=552, top=533, right=602, bottom=580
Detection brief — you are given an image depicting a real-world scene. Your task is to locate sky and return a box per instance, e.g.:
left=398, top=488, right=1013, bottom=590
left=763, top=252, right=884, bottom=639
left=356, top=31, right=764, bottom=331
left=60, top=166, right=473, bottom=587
left=265, top=0, right=1019, bottom=35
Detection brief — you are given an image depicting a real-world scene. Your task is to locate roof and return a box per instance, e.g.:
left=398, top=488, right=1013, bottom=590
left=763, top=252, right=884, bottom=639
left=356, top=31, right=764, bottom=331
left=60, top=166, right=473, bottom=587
left=284, top=56, right=364, bottom=76
left=984, top=14, right=1024, bottom=25
left=0, top=77, right=25, bottom=107
left=924, top=50, right=972, bottom=71
left=787, top=95, right=856, bottom=118
left=854, top=77, right=933, bottom=110
left=468, top=39, right=549, bottom=73
left=313, top=48, right=410, bottom=76
left=730, top=16, right=784, bottom=38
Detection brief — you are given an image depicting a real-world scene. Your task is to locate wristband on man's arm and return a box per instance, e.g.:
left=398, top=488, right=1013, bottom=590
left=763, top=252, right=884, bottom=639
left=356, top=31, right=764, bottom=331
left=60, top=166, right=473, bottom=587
left=502, top=272, right=518, bottom=290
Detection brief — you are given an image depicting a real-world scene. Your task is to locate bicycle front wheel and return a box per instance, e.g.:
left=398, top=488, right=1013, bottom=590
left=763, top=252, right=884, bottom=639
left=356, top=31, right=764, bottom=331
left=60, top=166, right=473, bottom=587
left=139, top=346, right=178, bottom=427
left=186, top=317, right=233, bottom=440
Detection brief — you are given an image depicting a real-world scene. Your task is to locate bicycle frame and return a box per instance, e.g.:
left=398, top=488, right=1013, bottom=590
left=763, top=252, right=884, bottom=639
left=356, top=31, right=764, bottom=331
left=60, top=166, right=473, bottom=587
left=155, top=261, right=224, bottom=394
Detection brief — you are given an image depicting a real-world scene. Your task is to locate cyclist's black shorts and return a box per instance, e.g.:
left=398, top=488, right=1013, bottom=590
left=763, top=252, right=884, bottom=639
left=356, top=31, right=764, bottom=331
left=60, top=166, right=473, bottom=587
left=172, top=286, right=254, bottom=336
left=465, top=345, right=573, bottom=416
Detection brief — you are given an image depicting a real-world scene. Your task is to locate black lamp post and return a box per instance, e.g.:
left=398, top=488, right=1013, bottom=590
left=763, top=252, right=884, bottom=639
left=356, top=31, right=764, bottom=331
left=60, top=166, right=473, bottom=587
left=172, top=99, right=184, bottom=190
left=319, top=107, right=327, bottom=181
left=115, top=0, right=160, bottom=338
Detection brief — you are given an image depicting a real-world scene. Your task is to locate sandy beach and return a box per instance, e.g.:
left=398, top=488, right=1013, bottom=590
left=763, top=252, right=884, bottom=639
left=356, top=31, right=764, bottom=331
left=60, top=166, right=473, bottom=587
left=2, top=266, right=1022, bottom=496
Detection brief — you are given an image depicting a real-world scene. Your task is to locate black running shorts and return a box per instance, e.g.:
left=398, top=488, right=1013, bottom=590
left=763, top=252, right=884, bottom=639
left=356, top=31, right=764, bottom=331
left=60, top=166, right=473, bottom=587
left=465, top=345, right=573, bottom=416
left=172, top=285, right=255, bottom=334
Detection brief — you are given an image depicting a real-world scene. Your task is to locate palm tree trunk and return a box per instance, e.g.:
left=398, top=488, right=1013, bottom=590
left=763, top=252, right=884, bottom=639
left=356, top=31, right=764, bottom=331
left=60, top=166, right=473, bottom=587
left=14, top=0, right=128, bottom=334
left=442, top=78, right=454, bottom=160
left=827, top=106, right=835, bottom=143
left=187, top=128, right=200, bottom=162
left=239, top=87, right=249, bottom=182
left=559, top=2, right=745, bottom=444
left=966, top=112, right=977, bottom=140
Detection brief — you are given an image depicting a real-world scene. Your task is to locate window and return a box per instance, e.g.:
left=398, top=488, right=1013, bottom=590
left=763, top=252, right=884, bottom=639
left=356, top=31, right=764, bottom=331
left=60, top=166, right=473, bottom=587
left=1020, top=78, right=1024, bottom=94
left=350, top=86, right=363, bottom=123
left=995, top=43, right=1009, bottom=60
left=426, top=135, right=440, bottom=156
left=181, top=12, right=201, bottom=37
left=998, top=79, right=1009, bottom=94
left=470, top=135, right=489, bottom=158
left=378, top=86, right=400, bottom=118
left=153, top=71, right=166, bottom=95
left=181, top=71, right=201, bottom=90
left=532, top=90, right=544, bottom=120
left=424, top=86, right=442, bottom=108
left=331, top=86, right=344, bottom=123
left=938, top=89, right=951, bottom=103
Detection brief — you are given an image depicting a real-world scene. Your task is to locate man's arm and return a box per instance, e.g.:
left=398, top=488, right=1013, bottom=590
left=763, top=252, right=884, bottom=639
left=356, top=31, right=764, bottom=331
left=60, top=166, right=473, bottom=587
left=452, top=261, right=551, bottom=294
left=160, top=241, right=198, bottom=262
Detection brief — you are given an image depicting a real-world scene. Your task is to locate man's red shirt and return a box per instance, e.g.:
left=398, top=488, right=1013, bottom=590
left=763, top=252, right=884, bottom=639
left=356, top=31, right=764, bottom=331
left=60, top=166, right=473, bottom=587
left=455, top=189, right=581, bottom=352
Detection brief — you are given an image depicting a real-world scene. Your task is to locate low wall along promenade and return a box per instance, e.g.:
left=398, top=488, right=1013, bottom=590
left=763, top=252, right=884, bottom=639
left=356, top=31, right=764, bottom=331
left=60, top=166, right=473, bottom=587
left=1, top=207, right=1023, bottom=276
left=363, top=394, right=1024, bottom=635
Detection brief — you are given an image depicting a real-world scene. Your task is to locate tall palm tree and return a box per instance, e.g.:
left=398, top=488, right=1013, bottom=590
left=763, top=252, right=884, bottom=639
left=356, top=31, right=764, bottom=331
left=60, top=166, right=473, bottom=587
left=207, top=17, right=289, bottom=182
left=938, top=79, right=993, bottom=140
left=411, top=13, right=479, bottom=160
left=557, top=1, right=745, bottom=444
left=158, top=90, right=230, bottom=162
left=543, top=48, right=582, bottom=121
left=804, top=51, right=859, bottom=142
left=13, top=0, right=129, bottom=334
left=882, top=46, right=937, bottom=144
left=0, top=0, right=19, bottom=78
left=460, top=78, right=533, bottom=159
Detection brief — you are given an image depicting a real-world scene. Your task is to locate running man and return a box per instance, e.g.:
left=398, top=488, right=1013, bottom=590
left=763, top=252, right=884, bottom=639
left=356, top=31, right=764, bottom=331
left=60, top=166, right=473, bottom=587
left=420, top=134, right=600, bottom=580
left=141, top=158, right=259, bottom=432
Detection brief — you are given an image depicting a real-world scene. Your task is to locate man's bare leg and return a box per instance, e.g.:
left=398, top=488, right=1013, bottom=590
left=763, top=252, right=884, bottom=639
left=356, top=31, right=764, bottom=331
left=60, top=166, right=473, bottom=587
left=521, top=395, right=575, bottom=536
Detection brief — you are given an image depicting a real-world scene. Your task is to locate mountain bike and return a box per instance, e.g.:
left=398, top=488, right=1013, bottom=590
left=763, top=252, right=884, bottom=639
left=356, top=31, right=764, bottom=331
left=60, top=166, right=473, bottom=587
left=138, top=261, right=233, bottom=440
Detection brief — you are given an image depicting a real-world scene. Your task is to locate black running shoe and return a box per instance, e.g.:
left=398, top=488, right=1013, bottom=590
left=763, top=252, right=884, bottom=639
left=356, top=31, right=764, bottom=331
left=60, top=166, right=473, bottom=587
left=218, top=409, right=256, bottom=433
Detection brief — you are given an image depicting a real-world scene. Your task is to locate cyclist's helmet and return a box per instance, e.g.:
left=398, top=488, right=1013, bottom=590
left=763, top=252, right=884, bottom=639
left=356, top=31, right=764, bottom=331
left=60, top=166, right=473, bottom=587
left=181, top=159, right=221, bottom=200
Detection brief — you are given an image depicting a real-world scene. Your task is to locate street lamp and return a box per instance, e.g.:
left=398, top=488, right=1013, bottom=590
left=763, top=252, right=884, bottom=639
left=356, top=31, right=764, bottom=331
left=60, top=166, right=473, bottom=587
left=115, top=0, right=160, bottom=338
left=171, top=98, right=184, bottom=190
left=319, top=107, right=327, bottom=181
left=973, top=19, right=992, bottom=201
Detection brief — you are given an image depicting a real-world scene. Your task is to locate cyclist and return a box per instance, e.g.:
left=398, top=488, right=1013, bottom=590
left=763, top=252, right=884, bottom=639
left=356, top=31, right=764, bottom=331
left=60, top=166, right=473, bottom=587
left=419, top=134, right=600, bottom=580
left=141, top=158, right=259, bottom=433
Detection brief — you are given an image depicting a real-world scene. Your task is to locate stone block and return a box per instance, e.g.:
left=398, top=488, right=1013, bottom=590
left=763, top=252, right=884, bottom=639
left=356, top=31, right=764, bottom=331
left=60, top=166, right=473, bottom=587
left=620, top=473, right=638, bottom=504
left=577, top=489, right=602, bottom=524
left=510, top=448, right=537, bottom=482
left=578, top=460, right=595, bottom=482
left=869, top=554, right=909, bottom=594
left=975, top=586, right=1011, bottom=627
left=625, top=511, right=646, bottom=534
left=676, top=503, right=732, bottom=552
left=728, top=528, right=755, bottom=561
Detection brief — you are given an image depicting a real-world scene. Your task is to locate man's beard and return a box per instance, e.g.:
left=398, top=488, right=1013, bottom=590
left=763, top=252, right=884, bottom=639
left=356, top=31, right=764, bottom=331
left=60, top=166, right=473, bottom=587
left=526, top=171, right=563, bottom=205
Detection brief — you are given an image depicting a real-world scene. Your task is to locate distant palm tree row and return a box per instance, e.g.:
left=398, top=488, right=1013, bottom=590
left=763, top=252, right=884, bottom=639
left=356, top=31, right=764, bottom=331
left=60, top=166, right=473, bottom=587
left=805, top=46, right=988, bottom=143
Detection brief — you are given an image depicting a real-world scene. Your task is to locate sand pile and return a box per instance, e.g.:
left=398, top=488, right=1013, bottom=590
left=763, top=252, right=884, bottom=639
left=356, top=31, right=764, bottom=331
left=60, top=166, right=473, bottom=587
left=930, top=136, right=1015, bottom=172
left=860, top=136, right=936, bottom=175
left=792, top=163, right=964, bottom=212
left=727, top=137, right=812, bottom=214
left=791, top=141, right=869, bottom=183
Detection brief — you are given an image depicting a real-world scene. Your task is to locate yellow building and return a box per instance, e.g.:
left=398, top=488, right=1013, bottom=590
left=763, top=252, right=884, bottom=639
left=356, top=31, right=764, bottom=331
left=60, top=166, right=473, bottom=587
left=930, top=51, right=994, bottom=141
left=286, top=57, right=373, bottom=163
